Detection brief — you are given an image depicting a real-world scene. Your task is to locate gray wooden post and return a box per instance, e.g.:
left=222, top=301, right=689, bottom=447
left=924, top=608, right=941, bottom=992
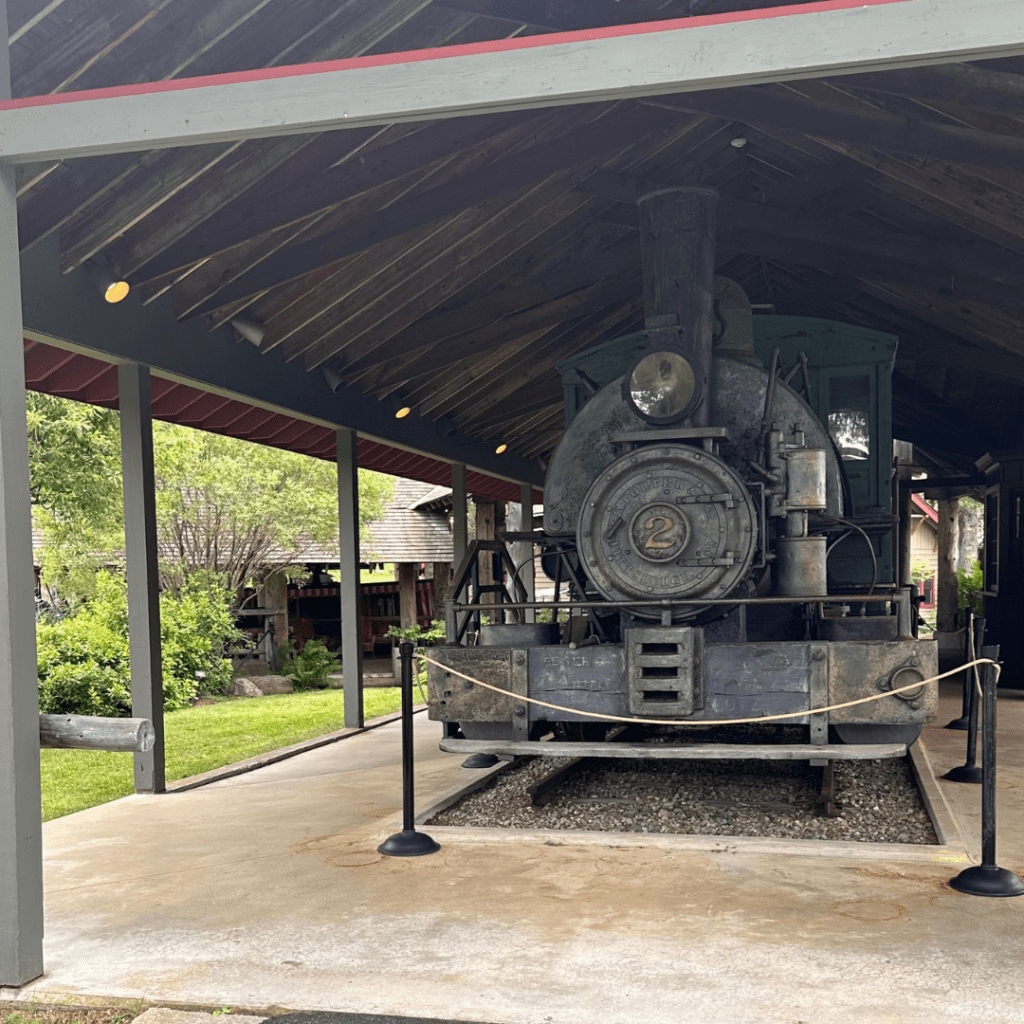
left=118, top=363, right=165, bottom=793
left=451, top=463, right=468, bottom=566
left=519, top=483, right=536, bottom=623
left=937, top=495, right=961, bottom=634
left=336, top=428, right=363, bottom=729
left=895, top=441, right=914, bottom=589
left=475, top=498, right=496, bottom=622
left=0, top=0, right=45, bottom=984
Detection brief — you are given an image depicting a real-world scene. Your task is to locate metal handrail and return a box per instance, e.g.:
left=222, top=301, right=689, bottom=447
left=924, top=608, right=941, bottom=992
left=446, top=539, right=531, bottom=643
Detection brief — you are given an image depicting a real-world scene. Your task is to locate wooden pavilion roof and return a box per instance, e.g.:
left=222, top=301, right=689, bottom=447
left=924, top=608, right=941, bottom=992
left=12, top=0, right=1024, bottom=483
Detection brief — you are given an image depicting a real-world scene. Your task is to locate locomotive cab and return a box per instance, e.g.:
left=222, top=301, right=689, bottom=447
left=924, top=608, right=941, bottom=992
left=427, top=187, right=936, bottom=759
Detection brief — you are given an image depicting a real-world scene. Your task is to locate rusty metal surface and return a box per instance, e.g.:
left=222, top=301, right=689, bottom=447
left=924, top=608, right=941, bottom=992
left=479, top=622, right=560, bottom=646
left=774, top=535, right=828, bottom=597
left=626, top=625, right=701, bottom=717
left=428, top=636, right=939, bottom=736
left=701, top=642, right=813, bottom=722
left=545, top=355, right=844, bottom=540
left=529, top=645, right=629, bottom=723
left=818, top=616, right=899, bottom=641
left=577, top=443, right=758, bottom=618
left=427, top=648, right=514, bottom=723
left=827, top=640, right=939, bottom=724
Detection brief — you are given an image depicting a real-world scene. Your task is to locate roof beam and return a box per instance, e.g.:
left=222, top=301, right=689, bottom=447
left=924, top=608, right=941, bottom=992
left=829, top=62, right=1024, bottom=115
left=337, top=239, right=641, bottom=373
left=129, top=111, right=537, bottom=283
left=1, top=0, right=1022, bottom=163
left=585, top=175, right=1024, bottom=288
left=19, top=235, right=542, bottom=488
left=646, top=84, right=1024, bottom=173
left=187, top=105, right=673, bottom=316
left=370, top=270, right=643, bottom=391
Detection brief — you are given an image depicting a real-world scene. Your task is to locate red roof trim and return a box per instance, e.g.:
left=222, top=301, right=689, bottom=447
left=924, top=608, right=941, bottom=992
left=23, top=340, right=527, bottom=501
left=0, top=0, right=912, bottom=111
left=911, top=493, right=939, bottom=522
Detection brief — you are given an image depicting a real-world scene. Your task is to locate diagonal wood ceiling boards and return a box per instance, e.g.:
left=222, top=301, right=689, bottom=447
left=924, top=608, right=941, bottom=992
left=10, top=0, right=1024, bottom=482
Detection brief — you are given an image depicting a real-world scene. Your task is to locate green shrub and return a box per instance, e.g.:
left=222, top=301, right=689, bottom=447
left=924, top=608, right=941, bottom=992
left=280, top=638, right=337, bottom=689
left=386, top=619, right=445, bottom=645
left=36, top=570, right=241, bottom=715
left=37, top=661, right=132, bottom=717
left=160, top=573, right=240, bottom=697
left=957, top=559, right=984, bottom=616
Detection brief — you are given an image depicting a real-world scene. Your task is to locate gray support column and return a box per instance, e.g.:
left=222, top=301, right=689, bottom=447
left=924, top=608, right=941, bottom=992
left=937, top=496, right=961, bottom=634
left=336, top=429, right=363, bottom=729
left=118, top=363, right=165, bottom=794
left=451, top=463, right=468, bottom=566
left=0, top=0, right=45, bottom=983
left=519, top=483, right=536, bottom=623
left=895, top=441, right=914, bottom=588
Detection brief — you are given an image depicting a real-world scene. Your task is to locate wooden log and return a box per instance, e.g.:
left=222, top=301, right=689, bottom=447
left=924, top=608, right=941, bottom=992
left=398, top=562, right=418, bottom=630
left=38, top=714, right=155, bottom=753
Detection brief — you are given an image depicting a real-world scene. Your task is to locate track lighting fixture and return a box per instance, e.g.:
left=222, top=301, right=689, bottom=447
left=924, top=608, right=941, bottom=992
left=89, top=262, right=130, bottom=304
left=321, top=366, right=345, bottom=393
left=390, top=396, right=412, bottom=419
left=230, top=316, right=266, bottom=347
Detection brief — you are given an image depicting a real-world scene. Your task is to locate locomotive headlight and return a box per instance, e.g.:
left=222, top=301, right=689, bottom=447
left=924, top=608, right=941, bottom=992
left=627, top=349, right=698, bottom=424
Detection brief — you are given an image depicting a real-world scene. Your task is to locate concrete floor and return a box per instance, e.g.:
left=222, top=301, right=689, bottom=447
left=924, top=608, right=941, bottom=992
left=5, top=680, right=1024, bottom=1024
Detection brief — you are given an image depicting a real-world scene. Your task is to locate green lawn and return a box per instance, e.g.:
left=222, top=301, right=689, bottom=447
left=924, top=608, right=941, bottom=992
left=40, top=686, right=405, bottom=821
left=360, top=563, right=395, bottom=584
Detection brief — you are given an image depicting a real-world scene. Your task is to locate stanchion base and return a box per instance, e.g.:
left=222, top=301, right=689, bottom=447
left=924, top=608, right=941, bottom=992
left=949, top=864, right=1024, bottom=898
left=942, top=764, right=984, bottom=784
left=378, top=829, right=441, bottom=858
left=462, top=753, right=500, bottom=769
left=944, top=717, right=971, bottom=731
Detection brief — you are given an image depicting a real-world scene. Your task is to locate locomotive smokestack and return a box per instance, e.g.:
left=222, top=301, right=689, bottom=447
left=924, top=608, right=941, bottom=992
left=637, top=187, right=718, bottom=427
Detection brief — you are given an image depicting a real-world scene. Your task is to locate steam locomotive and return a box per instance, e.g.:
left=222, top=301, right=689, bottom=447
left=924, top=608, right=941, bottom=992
left=427, top=187, right=936, bottom=759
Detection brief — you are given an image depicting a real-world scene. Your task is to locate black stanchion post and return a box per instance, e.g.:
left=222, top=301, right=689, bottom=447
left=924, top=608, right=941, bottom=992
left=950, top=646, right=1024, bottom=897
left=942, top=647, right=983, bottom=784
left=946, top=608, right=974, bottom=730
left=378, top=642, right=440, bottom=858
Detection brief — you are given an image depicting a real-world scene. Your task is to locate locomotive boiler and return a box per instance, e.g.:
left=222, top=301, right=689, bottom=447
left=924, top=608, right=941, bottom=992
left=427, top=187, right=937, bottom=760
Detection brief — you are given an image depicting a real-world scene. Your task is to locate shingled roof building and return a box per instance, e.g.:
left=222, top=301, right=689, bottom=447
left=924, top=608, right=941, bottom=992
left=364, top=479, right=454, bottom=566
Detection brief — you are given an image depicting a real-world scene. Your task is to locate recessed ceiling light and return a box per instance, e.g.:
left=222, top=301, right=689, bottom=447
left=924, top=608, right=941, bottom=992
left=495, top=443, right=508, bottom=455
left=730, top=137, right=748, bottom=149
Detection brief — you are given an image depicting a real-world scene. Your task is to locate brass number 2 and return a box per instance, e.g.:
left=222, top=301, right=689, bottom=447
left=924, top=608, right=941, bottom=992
left=644, top=516, right=675, bottom=550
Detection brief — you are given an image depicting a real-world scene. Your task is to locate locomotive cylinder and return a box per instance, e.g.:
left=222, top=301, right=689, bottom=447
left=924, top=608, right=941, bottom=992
left=785, top=448, right=828, bottom=510
left=774, top=535, right=828, bottom=597
left=637, top=188, right=718, bottom=427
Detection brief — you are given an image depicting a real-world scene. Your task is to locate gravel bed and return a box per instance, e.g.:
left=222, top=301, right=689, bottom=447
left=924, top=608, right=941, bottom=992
left=428, top=733, right=938, bottom=845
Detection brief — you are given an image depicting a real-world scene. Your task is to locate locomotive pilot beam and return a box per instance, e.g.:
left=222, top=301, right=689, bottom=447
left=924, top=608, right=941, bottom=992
left=428, top=186, right=937, bottom=757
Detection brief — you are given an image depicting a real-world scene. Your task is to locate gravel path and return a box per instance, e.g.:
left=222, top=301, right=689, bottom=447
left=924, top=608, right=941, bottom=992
left=428, top=736, right=937, bottom=845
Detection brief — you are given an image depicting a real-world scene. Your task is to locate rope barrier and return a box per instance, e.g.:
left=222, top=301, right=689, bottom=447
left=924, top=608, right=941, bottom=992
left=417, top=651, right=999, bottom=728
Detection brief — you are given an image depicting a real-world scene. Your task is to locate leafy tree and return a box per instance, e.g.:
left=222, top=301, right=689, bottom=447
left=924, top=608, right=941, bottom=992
left=27, top=394, right=124, bottom=606
left=27, top=394, right=394, bottom=603
left=151, top=425, right=392, bottom=595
